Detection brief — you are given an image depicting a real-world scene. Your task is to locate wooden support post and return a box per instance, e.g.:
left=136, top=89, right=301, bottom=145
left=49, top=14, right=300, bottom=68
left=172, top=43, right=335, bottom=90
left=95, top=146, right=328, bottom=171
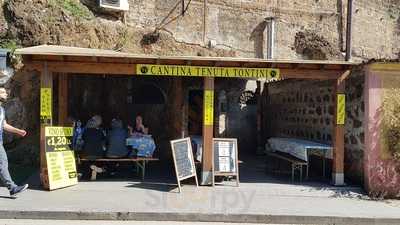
left=58, top=73, right=68, bottom=126
left=201, top=77, right=214, bottom=185
left=40, top=62, right=53, bottom=189
left=256, top=80, right=264, bottom=154
left=332, top=71, right=349, bottom=186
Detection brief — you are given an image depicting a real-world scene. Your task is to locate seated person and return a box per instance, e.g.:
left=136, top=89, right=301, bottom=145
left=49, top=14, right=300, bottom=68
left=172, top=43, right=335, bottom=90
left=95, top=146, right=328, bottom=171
left=126, top=115, right=156, bottom=157
left=128, top=115, right=149, bottom=136
left=72, top=120, right=84, bottom=151
left=106, top=119, right=129, bottom=158
left=81, top=115, right=105, bottom=159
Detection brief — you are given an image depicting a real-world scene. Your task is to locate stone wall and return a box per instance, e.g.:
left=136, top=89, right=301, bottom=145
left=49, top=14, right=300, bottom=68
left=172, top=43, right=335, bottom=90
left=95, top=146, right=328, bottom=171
left=125, top=0, right=400, bottom=60
left=364, top=65, right=400, bottom=198
left=265, top=79, right=335, bottom=142
left=263, top=71, right=365, bottom=184
left=344, top=69, right=365, bottom=184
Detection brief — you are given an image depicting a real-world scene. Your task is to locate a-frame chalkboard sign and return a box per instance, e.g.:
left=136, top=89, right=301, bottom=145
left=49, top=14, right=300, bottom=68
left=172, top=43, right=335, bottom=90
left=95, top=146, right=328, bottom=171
left=212, top=138, right=239, bottom=186
left=170, top=137, right=199, bottom=192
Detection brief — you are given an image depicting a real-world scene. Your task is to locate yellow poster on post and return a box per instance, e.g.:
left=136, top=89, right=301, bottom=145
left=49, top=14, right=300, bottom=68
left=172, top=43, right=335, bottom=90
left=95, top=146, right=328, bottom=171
left=204, top=90, right=214, bottom=126
left=40, top=88, right=52, bottom=121
left=336, top=94, right=345, bottom=125
left=45, top=126, right=77, bottom=190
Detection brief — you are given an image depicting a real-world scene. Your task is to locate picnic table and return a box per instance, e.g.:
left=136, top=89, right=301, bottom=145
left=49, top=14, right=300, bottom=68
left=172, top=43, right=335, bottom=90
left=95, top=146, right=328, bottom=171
left=79, top=135, right=158, bottom=181
left=267, top=137, right=333, bottom=177
left=79, top=157, right=159, bottom=180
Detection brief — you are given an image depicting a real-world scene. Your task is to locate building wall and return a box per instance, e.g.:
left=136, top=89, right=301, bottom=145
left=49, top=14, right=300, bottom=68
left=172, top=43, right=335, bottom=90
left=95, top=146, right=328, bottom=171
left=126, top=0, right=400, bottom=60
left=263, top=71, right=365, bottom=184
left=365, top=65, right=400, bottom=198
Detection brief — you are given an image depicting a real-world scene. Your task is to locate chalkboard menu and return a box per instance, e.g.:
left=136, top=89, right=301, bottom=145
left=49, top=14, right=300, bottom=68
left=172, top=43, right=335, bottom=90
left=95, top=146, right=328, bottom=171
left=212, top=138, right=239, bottom=186
left=170, top=138, right=198, bottom=192
left=45, top=126, right=78, bottom=190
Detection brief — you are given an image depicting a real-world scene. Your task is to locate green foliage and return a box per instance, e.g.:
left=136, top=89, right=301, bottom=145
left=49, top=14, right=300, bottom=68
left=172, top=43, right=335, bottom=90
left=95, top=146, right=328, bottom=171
left=382, top=89, right=400, bottom=160
left=48, top=0, right=93, bottom=20
left=0, top=39, right=19, bottom=52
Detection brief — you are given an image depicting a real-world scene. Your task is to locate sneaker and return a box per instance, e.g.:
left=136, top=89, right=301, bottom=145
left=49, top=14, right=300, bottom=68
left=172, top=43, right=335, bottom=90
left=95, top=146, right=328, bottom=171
left=10, top=184, right=29, bottom=197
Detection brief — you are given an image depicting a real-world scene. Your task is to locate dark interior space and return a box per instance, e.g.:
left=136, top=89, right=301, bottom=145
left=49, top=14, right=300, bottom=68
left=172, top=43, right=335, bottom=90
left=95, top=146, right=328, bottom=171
left=63, top=74, right=337, bottom=184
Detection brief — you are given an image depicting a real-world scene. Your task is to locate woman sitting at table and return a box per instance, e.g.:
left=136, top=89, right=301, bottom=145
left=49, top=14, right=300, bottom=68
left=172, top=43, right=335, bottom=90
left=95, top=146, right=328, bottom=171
left=80, top=115, right=106, bottom=180
left=82, top=115, right=105, bottom=159
left=128, top=115, right=149, bottom=136
left=126, top=115, right=156, bottom=157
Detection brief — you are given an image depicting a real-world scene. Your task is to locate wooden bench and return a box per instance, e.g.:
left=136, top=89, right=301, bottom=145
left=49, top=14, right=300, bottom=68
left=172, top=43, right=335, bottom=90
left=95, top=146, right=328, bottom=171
left=266, top=151, right=308, bottom=182
left=79, top=157, right=159, bottom=181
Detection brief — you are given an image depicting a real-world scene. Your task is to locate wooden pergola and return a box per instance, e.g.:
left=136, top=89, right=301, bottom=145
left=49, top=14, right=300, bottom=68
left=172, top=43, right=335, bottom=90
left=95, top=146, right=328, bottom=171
left=16, top=45, right=358, bottom=188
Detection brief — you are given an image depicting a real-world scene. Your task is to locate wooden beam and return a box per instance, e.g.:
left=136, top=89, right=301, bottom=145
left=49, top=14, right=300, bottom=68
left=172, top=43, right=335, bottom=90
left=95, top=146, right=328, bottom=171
left=32, top=55, right=64, bottom=61
left=201, top=77, right=214, bottom=185
left=40, top=62, right=53, bottom=190
left=29, top=61, right=137, bottom=75
left=338, top=70, right=351, bottom=84
left=281, top=69, right=344, bottom=80
left=256, top=80, right=263, bottom=154
left=332, top=70, right=348, bottom=186
left=370, top=63, right=400, bottom=72
left=26, top=61, right=345, bottom=80
left=58, top=73, right=68, bottom=125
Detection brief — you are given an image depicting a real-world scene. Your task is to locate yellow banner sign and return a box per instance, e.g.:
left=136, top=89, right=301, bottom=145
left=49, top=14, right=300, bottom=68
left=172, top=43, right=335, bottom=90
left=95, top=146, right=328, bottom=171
left=45, top=126, right=77, bottom=190
left=40, top=88, right=52, bottom=120
left=45, top=127, right=73, bottom=137
left=137, top=64, right=280, bottom=80
left=337, top=94, right=345, bottom=125
left=204, top=90, right=214, bottom=126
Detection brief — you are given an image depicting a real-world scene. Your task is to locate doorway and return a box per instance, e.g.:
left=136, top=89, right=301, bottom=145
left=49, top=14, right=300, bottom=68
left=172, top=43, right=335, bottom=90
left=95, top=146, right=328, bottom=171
left=188, top=90, right=203, bottom=136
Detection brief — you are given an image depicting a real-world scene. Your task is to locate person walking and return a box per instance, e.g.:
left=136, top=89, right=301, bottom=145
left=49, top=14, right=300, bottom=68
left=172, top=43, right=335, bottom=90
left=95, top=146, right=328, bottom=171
left=0, top=88, right=28, bottom=197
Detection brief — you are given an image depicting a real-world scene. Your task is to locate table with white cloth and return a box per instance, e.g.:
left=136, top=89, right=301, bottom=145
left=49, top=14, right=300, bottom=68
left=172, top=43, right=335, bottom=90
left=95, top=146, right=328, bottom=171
left=126, top=135, right=156, bottom=157
left=267, top=137, right=333, bottom=178
left=125, top=135, right=157, bottom=179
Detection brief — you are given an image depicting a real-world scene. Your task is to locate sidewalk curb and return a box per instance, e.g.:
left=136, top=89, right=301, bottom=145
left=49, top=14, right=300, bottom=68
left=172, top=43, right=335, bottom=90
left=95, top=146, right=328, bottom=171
left=0, top=210, right=400, bottom=225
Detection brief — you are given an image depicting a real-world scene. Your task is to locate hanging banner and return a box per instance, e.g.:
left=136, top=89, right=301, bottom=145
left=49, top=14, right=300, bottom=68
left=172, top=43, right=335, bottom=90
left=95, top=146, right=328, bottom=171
left=136, top=64, right=280, bottom=80
left=45, top=126, right=77, bottom=190
left=204, top=90, right=214, bottom=126
left=336, top=94, right=345, bottom=125
left=40, top=88, right=52, bottom=122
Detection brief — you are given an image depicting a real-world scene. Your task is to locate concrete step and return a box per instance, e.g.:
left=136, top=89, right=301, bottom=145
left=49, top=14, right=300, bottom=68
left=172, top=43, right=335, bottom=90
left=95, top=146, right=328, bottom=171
left=0, top=210, right=399, bottom=225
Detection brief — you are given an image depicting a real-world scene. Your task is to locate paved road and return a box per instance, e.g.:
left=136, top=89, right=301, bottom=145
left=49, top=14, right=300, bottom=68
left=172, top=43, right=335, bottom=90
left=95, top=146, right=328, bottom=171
left=0, top=220, right=309, bottom=225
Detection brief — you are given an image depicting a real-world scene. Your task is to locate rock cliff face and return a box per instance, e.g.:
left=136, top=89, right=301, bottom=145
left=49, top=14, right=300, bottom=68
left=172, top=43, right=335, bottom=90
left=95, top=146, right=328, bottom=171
left=0, top=0, right=237, bottom=168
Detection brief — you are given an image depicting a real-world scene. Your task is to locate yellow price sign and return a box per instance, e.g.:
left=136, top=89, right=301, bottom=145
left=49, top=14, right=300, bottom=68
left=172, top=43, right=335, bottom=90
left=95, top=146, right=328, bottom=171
left=46, top=150, right=77, bottom=190
left=204, top=90, right=214, bottom=126
left=44, top=126, right=77, bottom=190
left=337, top=94, right=345, bottom=125
left=40, top=88, right=52, bottom=120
